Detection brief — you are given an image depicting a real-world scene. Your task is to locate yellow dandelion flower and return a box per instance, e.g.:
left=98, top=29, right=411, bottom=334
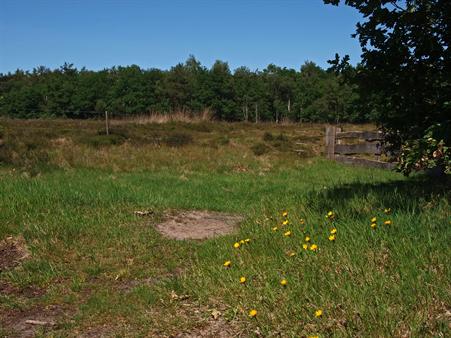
left=282, top=220, right=289, bottom=226
left=248, top=309, right=257, bottom=318
left=233, top=242, right=240, bottom=249
left=371, top=217, right=377, bottom=223
left=239, top=276, right=246, bottom=284
left=315, top=309, right=323, bottom=318
left=384, top=220, right=392, bottom=225
left=288, top=251, right=296, bottom=257
left=280, top=279, right=288, bottom=286
left=330, top=228, right=337, bottom=234
left=272, top=226, right=278, bottom=232
left=328, top=234, right=336, bottom=241
left=244, top=238, right=251, bottom=243
left=305, top=236, right=311, bottom=242
left=370, top=223, right=377, bottom=229
left=223, top=260, right=231, bottom=267
left=384, top=208, right=391, bottom=214
left=284, top=231, right=292, bottom=237
left=327, top=211, right=333, bottom=217
left=282, top=211, right=288, bottom=217
left=302, top=243, right=308, bottom=250
left=310, top=244, right=318, bottom=251
left=239, top=239, right=245, bottom=244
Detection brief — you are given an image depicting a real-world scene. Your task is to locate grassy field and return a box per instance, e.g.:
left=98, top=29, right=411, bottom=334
left=0, top=119, right=449, bottom=337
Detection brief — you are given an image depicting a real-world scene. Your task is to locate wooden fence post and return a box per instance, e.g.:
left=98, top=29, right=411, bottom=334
left=105, top=111, right=109, bottom=135
left=325, top=126, right=336, bottom=159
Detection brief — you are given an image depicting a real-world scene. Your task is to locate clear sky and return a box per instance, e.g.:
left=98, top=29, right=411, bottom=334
left=0, top=0, right=363, bottom=73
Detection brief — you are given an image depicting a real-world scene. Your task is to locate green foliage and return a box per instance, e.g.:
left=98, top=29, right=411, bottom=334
left=0, top=57, right=361, bottom=123
left=398, top=123, right=450, bottom=176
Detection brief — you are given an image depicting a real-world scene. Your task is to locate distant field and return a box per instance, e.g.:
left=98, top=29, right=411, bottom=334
left=0, top=120, right=449, bottom=337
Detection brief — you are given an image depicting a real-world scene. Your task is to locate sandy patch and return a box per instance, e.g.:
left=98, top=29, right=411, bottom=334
left=154, top=210, right=243, bottom=240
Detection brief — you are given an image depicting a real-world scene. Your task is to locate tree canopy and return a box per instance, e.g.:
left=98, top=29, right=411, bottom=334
left=324, top=0, right=450, bottom=174
left=0, top=58, right=363, bottom=123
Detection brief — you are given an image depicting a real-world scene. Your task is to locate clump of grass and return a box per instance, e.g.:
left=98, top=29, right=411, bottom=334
left=81, top=133, right=127, bottom=147
left=275, top=133, right=289, bottom=142
left=251, top=142, right=270, bottom=156
left=0, top=124, right=5, bottom=139
left=216, top=135, right=230, bottom=146
left=184, top=122, right=212, bottom=133
left=262, top=131, right=274, bottom=141
left=164, top=133, right=193, bottom=147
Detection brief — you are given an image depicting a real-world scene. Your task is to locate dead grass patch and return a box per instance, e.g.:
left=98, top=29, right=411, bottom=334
left=174, top=317, right=241, bottom=338
left=0, top=235, right=30, bottom=272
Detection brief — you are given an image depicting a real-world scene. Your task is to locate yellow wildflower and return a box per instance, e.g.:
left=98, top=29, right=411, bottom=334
left=371, top=217, right=377, bottom=223
left=302, top=243, right=308, bottom=250
left=239, top=239, right=245, bottom=244
left=282, top=220, right=289, bottom=226
left=328, top=234, right=336, bottom=241
left=305, top=236, right=311, bottom=242
left=233, top=242, right=240, bottom=249
left=239, top=276, right=246, bottom=284
left=315, top=309, right=323, bottom=318
left=244, top=238, right=251, bottom=243
left=310, top=244, right=318, bottom=251
left=284, top=231, right=292, bottom=237
left=282, top=211, right=288, bottom=217
left=327, top=211, right=333, bottom=217
left=308, top=336, right=319, bottom=338
left=384, top=208, right=391, bottom=214
left=330, top=228, right=337, bottom=234
left=272, top=226, right=278, bottom=232
left=280, top=279, right=288, bottom=286
left=384, top=220, right=392, bottom=225
left=248, top=309, right=257, bottom=318
left=223, top=260, right=231, bottom=267
left=370, top=223, right=377, bottom=229
left=288, top=251, right=296, bottom=257
left=300, top=218, right=305, bottom=225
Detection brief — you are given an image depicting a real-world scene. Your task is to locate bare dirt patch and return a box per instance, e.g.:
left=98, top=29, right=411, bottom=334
left=0, top=305, right=69, bottom=338
left=0, top=235, right=30, bottom=271
left=154, top=210, right=243, bottom=240
left=0, top=280, right=45, bottom=298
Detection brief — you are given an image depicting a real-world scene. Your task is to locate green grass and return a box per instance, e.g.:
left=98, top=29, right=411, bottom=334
left=0, top=120, right=449, bottom=337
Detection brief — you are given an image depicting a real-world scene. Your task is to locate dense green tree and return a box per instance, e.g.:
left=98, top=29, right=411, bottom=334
left=325, top=0, right=451, bottom=174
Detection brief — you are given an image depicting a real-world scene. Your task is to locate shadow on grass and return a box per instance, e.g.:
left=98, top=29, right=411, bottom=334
left=306, top=173, right=450, bottom=216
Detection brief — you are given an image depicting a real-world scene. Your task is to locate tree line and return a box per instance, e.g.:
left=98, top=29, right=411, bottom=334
left=0, top=56, right=369, bottom=123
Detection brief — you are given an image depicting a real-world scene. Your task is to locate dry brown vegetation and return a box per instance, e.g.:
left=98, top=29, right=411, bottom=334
left=0, top=118, right=376, bottom=174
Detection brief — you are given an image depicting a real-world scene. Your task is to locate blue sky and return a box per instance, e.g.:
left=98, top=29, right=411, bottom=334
left=0, top=0, right=363, bottom=73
